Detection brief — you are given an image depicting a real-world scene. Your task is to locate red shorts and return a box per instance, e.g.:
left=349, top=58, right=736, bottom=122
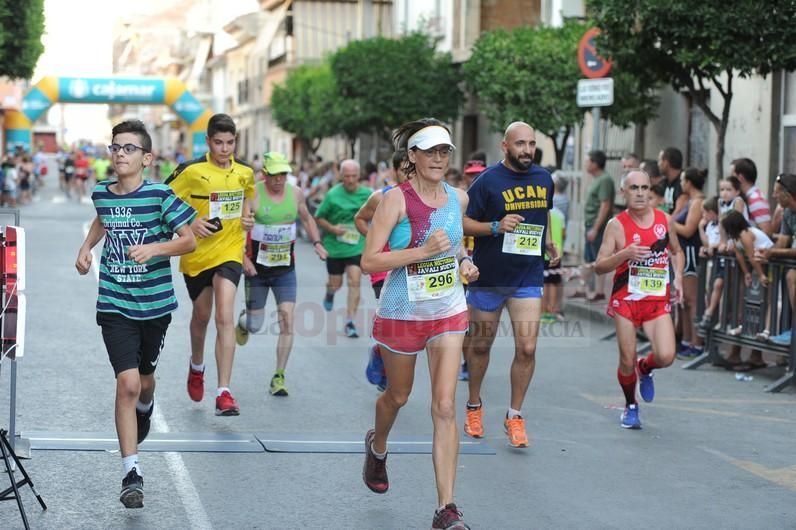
left=607, top=297, right=671, bottom=328
left=372, top=311, right=469, bottom=355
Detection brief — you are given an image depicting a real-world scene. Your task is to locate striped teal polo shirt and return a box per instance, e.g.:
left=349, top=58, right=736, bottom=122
left=93, top=180, right=196, bottom=319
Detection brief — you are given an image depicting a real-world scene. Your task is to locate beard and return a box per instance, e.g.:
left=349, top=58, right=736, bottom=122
left=505, top=150, right=532, bottom=171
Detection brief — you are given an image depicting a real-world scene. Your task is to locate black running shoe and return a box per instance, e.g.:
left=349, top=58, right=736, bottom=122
left=362, top=429, right=388, bottom=493
left=432, top=503, right=470, bottom=529
left=120, top=468, right=144, bottom=509
left=137, top=403, right=153, bottom=444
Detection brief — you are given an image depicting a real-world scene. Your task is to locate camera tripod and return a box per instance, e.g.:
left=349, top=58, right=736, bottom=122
left=0, top=427, right=46, bottom=529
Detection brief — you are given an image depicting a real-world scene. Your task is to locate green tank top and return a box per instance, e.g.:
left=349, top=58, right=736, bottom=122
left=255, top=181, right=297, bottom=225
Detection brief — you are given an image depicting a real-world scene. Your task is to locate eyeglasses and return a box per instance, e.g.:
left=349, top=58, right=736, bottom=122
left=108, top=143, right=148, bottom=155
left=627, top=184, right=650, bottom=192
left=415, top=146, right=453, bottom=158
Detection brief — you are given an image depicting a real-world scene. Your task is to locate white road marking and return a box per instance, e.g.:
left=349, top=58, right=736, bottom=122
left=83, top=220, right=212, bottom=529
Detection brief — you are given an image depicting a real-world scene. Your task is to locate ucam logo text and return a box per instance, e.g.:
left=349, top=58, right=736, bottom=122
left=501, top=185, right=548, bottom=203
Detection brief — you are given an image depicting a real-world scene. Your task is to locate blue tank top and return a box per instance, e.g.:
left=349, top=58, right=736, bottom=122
left=378, top=181, right=467, bottom=321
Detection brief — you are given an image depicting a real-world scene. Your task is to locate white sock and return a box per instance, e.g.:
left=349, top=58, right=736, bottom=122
left=466, top=401, right=481, bottom=409
left=136, top=400, right=153, bottom=414
left=190, top=361, right=204, bottom=372
left=508, top=407, right=522, bottom=419
left=217, top=386, right=230, bottom=397
left=122, top=454, right=140, bottom=476
left=370, top=442, right=387, bottom=460
left=238, top=311, right=247, bottom=328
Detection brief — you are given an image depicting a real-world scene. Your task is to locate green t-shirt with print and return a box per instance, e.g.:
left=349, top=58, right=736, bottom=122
left=584, top=172, right=615, bottom=226
left=315, top=183, right=372, bottom=258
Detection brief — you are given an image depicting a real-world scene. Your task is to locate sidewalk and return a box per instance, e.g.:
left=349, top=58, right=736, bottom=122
left=562, top=297, right=612, bottom=327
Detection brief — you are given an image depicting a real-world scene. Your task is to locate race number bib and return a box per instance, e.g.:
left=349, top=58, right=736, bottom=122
left=209, top=190, right=244, bottom=220
left=405, top=256, right=457, bottom=302
left=256, top=242, right=292, bottom=267
left=502, top=223, right=544, bottom=256
left=253, top=224, right=296, bottom=268
left=628, top=266, right=668, bottom=296
left=336, top=225, right=360, bottom=245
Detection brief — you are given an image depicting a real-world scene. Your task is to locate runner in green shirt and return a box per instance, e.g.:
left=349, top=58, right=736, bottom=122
left=314, top=159, right=372, bottom=337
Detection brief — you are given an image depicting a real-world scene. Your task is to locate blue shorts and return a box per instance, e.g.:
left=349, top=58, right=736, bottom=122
left=245, top=269, right=297, bottom=309
left=466, top=286, right=543, bottom=313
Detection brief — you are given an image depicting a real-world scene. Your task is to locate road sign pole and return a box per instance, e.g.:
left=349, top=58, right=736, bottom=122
left=592, top=106, right=601, bottom=151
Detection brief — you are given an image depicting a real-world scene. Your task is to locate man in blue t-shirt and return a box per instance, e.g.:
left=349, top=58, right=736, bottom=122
left=461, top=121, right=559, bottom=448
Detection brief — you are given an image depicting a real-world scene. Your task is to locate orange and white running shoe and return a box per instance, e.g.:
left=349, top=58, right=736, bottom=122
left=463, top=403, right=484, bottom=438
left=504, top=415, right=529, bottom=448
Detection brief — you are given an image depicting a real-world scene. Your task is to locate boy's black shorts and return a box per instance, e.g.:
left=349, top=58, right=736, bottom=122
left=97, top=312, right=172, bottom=376
left=183, top=261, right=242, bottom=301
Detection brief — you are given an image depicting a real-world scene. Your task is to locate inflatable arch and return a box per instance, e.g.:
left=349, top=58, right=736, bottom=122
left=4, top=76, right=211, bottom=157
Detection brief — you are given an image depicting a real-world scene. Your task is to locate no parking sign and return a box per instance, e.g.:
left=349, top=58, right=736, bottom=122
left=578, top=28, right=612, bottom=79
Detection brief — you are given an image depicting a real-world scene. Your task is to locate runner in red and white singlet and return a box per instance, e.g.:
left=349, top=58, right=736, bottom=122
left=608, top=207, right=671, bottom=325
left=595, top=170, right=684, bottom=430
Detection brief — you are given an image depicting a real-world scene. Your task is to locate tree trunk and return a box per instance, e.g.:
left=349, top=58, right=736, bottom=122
left=552, top=126, right=570, bottom=169
left=310, top=138, right=322, bottom=155
left=714, top=72, right=733, bottom=182
left=349, top=137, right=356, bottom=158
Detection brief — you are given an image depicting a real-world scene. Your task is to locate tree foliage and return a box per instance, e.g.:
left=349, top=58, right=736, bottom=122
left=588, top=0, right=796, bottom=176
left=271, top=63, right=341, bottom=154
left=330, top=33, right=464, bottom=142
left=464, top=20, right=658, bottom=168
left=0, top=0, right=45, bottom=79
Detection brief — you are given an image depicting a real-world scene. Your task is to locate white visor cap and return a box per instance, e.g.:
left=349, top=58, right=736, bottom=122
left=407, top=126, right=456, bottom=151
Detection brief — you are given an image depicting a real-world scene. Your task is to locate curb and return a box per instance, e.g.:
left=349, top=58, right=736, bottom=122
left=563, top=298, right=613, bottom=327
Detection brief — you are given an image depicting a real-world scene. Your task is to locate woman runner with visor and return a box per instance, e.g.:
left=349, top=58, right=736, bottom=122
left=360, top=118, right=478, bottom=530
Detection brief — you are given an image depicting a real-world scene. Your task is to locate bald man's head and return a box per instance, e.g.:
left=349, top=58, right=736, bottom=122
left=503, top=121, right=534, bottom=141
left=501, top=122, right=536, bottom=172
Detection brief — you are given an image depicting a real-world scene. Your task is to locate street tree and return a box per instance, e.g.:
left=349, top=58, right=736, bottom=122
left=271, top=63, right=341, bottom=156
left=589, top=0, right=796, bottom=176
left=464, top=20, right=658, bottom=168
left=0, top=0, right=45, bottom=79
left=330, top=33, right=463, bottom=148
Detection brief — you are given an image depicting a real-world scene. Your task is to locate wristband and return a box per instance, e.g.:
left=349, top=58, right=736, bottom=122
left=458, top=255, right=473, bottom=266
left=490, top=221, right=500, bottom=237
left=312, top=240, right=322, bottom=246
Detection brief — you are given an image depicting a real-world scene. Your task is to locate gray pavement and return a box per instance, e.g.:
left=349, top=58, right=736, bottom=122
left=0, top=184, right=794, bottom=529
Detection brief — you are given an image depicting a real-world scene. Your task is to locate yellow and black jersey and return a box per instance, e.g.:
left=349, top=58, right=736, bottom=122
left=166, top=154, right=255, bottom=277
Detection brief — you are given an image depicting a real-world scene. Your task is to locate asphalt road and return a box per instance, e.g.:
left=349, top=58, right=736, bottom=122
left=0, top=184, right=794, bottom=529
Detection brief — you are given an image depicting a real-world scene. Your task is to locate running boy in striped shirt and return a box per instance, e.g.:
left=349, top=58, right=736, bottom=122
left=75, top=120, right=196, bottom=508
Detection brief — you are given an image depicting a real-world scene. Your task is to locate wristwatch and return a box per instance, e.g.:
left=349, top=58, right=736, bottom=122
left=312, top=240, right=322, bottom=246
left=490, top=221, right=500, bottom=237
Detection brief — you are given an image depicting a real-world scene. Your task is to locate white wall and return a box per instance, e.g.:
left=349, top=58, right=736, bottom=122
left=710, top=74, right=775, bottom=194
left=642, top=85, right=689, bottom=164
left=394, top=0, right=454, bottom=51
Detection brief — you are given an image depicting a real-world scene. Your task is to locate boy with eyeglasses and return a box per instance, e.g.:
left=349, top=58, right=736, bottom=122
left=165, top=113, right=255, bottom=416
left=76, top=120, right=196, bottom=508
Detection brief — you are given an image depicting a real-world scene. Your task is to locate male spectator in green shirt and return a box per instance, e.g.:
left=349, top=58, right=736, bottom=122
left=573, top=150, right=615, bottom=301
